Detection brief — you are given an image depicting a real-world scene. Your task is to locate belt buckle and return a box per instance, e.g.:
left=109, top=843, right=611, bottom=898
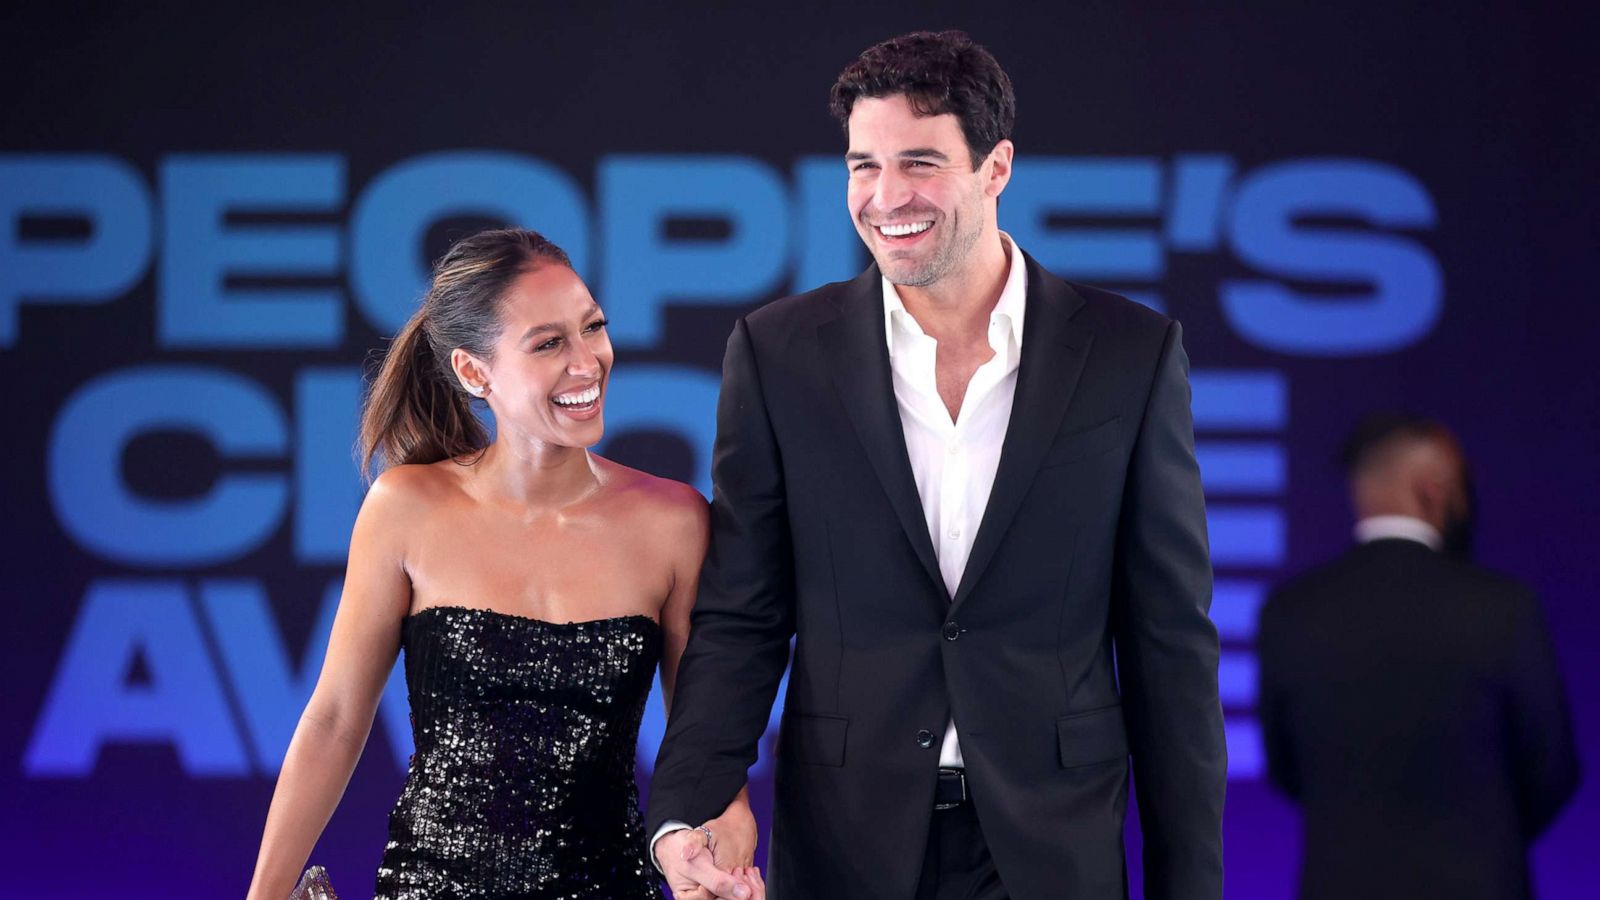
left=934, top=767, right=967, bottom=810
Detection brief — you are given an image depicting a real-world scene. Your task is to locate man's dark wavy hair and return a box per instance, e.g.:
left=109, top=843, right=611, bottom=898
left=829, top=30, right=1015, bottom=171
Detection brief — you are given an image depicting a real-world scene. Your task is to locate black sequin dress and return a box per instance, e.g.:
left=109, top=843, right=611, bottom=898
left=373, top=606, right=663, bottom=899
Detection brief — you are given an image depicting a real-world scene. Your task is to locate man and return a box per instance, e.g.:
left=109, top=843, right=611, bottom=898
left=1256, top=415, right=1580, bottom=900
left=650, top=31, right=1225, bottom=900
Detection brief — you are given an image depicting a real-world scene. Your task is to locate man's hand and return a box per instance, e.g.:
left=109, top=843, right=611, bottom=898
left=658, top=828, right=751, bottom=900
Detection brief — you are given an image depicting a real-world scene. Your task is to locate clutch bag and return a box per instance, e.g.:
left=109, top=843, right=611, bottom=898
left=288, top=865, right=339, bottom=900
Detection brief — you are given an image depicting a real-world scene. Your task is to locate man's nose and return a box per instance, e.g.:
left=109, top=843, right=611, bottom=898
left=874, top=166, right=914, bottom=213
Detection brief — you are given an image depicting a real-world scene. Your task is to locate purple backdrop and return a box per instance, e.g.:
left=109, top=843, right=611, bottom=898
left=2, top=3, right=1595, bottom=898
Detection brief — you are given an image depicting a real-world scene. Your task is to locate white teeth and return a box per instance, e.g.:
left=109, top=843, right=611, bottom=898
left=878, top=221, right=932, bottom=237
left=552, top=385, right=600, bottom=406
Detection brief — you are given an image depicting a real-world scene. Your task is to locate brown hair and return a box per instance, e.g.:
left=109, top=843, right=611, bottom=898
left=829, top=30, right=1016, bottom=171
left=357, top=228, right=572, bottom=479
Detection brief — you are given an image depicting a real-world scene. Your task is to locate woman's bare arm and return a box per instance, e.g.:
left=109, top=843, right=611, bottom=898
left=244, top=469, right=419, bottom=900
left=657, top=487, right=707, bottom=712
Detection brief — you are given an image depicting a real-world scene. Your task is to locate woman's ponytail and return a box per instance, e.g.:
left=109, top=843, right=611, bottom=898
left=358, top=308, right=486, bottom=479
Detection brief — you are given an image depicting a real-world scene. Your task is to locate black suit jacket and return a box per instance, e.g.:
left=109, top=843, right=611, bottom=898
left=1257, top=538, right=1580, bottom=900
left=648, top=255, right=1226, bottom=899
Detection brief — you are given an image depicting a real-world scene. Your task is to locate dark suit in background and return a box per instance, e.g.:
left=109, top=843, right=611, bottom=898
left=648, top=256, right=1226, bottom=899
left=1258, top=537, right=1579, bottom=900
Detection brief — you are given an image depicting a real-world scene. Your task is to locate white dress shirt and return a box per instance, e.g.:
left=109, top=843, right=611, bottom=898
left=1354, top=514, right=1442, bottom=551
left=651, top=233, right=1028, bottom=863
left=885, top=232, right=1027, bottom=767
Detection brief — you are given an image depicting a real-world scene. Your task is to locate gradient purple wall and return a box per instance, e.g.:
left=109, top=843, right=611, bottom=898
left=2, top=4, right=1594, bottom=897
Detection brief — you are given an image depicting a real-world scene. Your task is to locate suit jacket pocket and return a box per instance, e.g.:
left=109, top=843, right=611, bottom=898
left=1057, top=704, right=1129, bottom=768
left=783, top=713, right=848, bottom=767
left=1039, top=417, right=1123, bottom=469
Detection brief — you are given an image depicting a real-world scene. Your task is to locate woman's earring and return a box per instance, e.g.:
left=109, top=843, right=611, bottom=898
left=467, top=383, right=487, bottom=397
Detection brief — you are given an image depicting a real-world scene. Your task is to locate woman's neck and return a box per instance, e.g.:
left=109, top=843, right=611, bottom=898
left=473, top=438, right=601, bottom=511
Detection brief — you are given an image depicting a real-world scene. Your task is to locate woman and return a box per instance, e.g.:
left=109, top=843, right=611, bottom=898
left=245, top=229, right=762, bottom=899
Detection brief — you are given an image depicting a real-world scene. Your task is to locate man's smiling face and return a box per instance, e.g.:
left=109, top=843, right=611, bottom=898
left=846, top=93, right=994, bottom=288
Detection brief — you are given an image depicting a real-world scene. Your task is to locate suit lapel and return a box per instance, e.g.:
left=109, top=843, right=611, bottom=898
left=820, top=266, right=947, bottom=598
left=951, top=255, right=1093, bottom=612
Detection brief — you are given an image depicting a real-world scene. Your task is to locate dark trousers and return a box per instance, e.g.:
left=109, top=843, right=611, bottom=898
left=913, top=801, right=1009, bottom=900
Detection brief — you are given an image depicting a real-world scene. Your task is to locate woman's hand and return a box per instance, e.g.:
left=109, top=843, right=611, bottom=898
left=705, top=786, right=757, bottom=870
left=732, top=866, right=766, bottom=900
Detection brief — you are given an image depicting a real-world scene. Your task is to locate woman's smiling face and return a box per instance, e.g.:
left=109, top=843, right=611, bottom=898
left=467, top=263, right=613, bottom=450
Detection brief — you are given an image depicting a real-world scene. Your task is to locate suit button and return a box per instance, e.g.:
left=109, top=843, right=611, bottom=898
left=916, top=729, right=936, bottom=748
left=943, top=621, right=961, bottom=641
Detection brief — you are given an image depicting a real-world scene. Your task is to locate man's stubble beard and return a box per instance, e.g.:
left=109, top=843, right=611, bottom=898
left=876, top=200, right=985, bottom=289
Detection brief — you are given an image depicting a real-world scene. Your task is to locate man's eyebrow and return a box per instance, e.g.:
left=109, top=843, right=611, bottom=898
left=846, top=148, right=950, bottom=162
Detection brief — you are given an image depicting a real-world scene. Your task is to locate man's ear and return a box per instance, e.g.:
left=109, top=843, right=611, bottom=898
left=984, top=139, right=1015, bottom=198
left=1413, top=475, right=1450, bottom=531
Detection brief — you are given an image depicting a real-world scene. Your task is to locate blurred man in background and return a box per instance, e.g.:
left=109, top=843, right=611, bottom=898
left=1257, top=414, right=1579, bottom=900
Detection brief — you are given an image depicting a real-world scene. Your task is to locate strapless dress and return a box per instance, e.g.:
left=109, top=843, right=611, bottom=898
left=373, top=605, right=662, bottom=899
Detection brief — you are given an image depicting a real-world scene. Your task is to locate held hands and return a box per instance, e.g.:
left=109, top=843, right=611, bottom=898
left=659, top=789, right=762, bottom=900
left=659, top=829, right=765, bottom=900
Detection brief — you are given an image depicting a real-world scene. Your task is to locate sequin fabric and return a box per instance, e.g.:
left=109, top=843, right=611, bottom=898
left=373, top=606, right=662, bottom=900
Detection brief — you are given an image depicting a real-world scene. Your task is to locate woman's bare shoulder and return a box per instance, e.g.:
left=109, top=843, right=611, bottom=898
left=363, top=460, right=468, bottom=519
left=594, top=456, right=708, bottom=528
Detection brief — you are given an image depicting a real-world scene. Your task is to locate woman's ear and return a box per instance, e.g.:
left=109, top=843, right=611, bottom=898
left=451, top=348, right=491, bottom=397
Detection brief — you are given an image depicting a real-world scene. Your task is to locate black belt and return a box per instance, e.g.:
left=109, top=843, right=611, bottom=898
left=934, top=768, right=968, bottom=809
